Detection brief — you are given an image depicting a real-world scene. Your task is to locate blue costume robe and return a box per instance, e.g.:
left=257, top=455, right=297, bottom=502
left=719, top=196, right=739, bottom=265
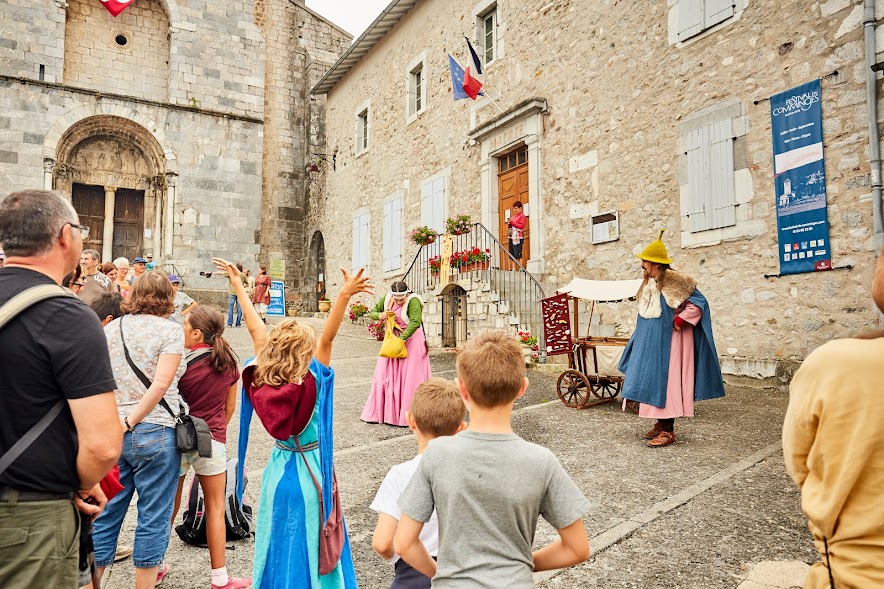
left=618, top=289, right=725, bottom=408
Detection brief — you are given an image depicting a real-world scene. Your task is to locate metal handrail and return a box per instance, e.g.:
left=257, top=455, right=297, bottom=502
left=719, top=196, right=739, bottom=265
left=402, top=222, right=546, bottom=349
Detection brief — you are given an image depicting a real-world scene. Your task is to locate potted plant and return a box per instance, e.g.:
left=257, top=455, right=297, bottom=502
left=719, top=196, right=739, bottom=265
left=318, top=294, right=331, bottom=313
left=409, top=226, right=439, bottom=246
left=517, top=331, right=540, bottom=364
left=428, top=255, right=441, bottom=276
left=367, top=319, right=386, bottom=341
left=348, top=301, right=369, bottom=322
left=445, top=214, right=472, bottom=235
left=455, top=247, right=491, bottom=272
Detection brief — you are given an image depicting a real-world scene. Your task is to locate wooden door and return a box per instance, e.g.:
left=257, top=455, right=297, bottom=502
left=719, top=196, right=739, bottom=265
left=112, top=189, right=144, bottom=263
left=71, top=184, right=106, bottom=254
left=497, top=146, right=530, bottom=270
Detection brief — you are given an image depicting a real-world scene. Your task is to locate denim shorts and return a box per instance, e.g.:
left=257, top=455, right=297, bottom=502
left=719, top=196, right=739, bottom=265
left=180, top=440, right=227, bottom=477
left=92, top=423, right=180, bottom=568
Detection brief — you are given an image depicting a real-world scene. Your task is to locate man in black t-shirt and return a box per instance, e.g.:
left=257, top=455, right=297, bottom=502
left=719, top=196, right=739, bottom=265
left=0, top=189, right=122, bottom=588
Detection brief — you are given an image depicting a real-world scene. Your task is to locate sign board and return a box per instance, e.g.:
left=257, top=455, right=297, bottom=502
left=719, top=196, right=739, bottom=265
left=590, top=211, right=619, bottom=244
left=269, top=258, right=286, bottom=280
left=440, top=234, right=453, bottom=280
left=267, top=280, right=285, bottom=316
left=770, top=79, right=832, bottom=275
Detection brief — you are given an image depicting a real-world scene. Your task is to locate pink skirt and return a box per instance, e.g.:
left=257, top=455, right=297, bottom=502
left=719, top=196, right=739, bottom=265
left=361, top=328, right=432, bottom=426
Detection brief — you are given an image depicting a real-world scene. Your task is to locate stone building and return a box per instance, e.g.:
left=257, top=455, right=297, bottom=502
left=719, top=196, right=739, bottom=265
left=313, top=0, right=884, bottom=377
left=0, top=0, right=349, bottom=306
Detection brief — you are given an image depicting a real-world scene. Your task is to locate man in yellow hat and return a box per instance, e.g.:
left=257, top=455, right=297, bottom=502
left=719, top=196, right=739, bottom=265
left=618, top=229, right=725, bottom=447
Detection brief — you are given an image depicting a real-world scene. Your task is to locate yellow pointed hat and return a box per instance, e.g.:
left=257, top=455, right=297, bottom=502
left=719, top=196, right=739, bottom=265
left=637, top=229, right=672, bottom=265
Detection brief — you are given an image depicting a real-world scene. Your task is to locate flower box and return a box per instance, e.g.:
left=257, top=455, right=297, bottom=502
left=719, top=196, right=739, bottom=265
left=459, top=260, right=490, bottom=273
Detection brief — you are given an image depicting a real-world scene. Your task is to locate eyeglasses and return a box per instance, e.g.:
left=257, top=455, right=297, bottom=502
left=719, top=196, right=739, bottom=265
left=59, top=223, right=90, bottom=240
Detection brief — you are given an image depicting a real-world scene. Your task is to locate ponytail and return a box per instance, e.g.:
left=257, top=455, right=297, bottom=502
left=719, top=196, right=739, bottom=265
left=187, top=306, right=239, bottom=373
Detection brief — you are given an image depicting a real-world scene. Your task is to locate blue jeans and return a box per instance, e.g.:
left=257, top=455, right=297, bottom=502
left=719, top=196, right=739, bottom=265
left=227, top=294, right=242, bottom=326
left=93, top=423, right=180, bottom=568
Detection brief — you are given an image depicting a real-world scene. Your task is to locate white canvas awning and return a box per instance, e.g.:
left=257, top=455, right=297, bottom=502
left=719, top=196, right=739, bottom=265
left=556, top=278, right=643, bottom=302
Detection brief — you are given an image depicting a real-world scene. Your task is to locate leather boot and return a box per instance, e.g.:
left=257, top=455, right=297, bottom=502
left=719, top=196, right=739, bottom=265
left=647, top=431, right=676, bottom=447
left=643, top=422, right=662, bottom=440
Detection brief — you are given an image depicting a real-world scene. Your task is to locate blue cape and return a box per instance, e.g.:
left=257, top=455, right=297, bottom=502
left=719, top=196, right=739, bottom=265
left=618, top=289, right=725, bottom=408
left=236, top=356, right=337, bottom=512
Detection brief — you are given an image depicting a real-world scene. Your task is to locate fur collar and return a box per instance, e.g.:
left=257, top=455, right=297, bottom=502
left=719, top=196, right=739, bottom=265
left=636, top=269, right=697, bottom=311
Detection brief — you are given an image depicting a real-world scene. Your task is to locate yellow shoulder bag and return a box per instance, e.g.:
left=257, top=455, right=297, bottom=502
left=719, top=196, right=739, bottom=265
left=378, top=314, right=408, bottom=359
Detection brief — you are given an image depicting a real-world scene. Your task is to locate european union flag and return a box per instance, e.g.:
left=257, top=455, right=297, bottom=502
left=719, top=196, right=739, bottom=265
left=448, top=54, right=469, bottom=100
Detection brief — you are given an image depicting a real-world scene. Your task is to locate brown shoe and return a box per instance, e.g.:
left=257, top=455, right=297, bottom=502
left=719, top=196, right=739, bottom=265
left=647, top=431, right=676, bottom=447
left=643, top=423, right=662, bottom=440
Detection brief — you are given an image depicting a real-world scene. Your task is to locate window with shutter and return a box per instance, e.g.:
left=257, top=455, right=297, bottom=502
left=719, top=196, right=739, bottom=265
left=685, top=119, right=735, bottom=232
left=383, top=197, right=403, bottom=272
left=421, top=175, right=447, bottom=235
left=356, top=109, right=370, bottom=154
left=352, top=211, right=370, bottom=270
left=677, top=0, right=736, bottom=41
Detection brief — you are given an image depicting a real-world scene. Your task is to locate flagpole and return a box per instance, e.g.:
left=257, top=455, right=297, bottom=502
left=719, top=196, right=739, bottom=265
left=462, top=33, right=506, bottom=114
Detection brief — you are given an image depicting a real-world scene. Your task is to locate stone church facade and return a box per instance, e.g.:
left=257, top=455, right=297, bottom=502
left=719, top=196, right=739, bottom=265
left=314, top=0, right=884, bottom=376
left=0, top=0, right=349, bottom=306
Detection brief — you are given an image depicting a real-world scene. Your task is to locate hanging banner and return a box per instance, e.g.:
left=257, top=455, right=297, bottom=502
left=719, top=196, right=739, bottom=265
left=267, top=280, right=286, bottom=317
left=770, top=79, right=832, bottom=275
left=100, top=0, right=134, bottom=17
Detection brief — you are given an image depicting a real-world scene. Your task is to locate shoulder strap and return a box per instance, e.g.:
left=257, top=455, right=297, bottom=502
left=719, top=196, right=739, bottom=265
left=0, top=284, right=73, bottom=478
left=120, top=317, right=179, bottom=421
left=186, top=348, right=212, bottom=367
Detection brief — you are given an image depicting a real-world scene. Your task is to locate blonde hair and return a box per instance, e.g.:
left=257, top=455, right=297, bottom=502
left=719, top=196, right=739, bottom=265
left=409, top=378, right=465, bottom=437
left=456, top=331, right=525, bottom=408
left=253, top=319, right=317, bottom=387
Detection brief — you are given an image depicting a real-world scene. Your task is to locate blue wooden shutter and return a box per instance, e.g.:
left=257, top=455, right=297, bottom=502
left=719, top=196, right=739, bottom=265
left=432, top=177, right=446, bottom=234
left=685, top=120, right=735, bottom=232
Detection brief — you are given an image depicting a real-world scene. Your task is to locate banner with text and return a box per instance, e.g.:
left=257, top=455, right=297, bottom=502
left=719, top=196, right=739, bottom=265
left=770, top=79, right=832, bottom=275
left=268, top=280, right=286, bottom=316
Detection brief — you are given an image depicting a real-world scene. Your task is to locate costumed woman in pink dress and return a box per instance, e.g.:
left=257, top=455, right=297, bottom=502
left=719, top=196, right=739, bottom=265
left=618, top=229, right=725, bottom=447
left=361, top=281, right=432, bottom=426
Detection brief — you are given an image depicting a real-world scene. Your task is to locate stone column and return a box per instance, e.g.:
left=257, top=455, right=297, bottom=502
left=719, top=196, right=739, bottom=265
left=43, top=158, right=55, bottom=190
left=164, top=173, right=176, bottom=258
left=102, top=186, right=116, bottom=262
left=525, top=135, right=544, bottom=274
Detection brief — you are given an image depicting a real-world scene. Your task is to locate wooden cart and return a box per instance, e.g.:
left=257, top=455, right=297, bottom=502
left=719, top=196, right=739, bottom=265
left=541, top=279, right=643, bottom=409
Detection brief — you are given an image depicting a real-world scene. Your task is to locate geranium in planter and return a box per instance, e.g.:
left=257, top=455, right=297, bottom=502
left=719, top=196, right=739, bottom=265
left=454, top=247, right=491, bottom=272
left=428, top=255, right=442, bottom=275
left=409, top=226, right=439, bottom=246
left=367, top=319, right=386, bottom=341
left=348, top=301, right=369, bottom=322
left=445, top=214, right=472, bottom=235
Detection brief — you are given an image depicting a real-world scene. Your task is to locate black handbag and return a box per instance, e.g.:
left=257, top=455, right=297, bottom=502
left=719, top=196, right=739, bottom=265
left=119, top=317, right=214, bottom=458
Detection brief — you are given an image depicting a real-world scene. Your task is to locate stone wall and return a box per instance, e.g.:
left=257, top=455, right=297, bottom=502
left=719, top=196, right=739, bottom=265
left=64, top=0, right=170, bottom=102
left=320, top=0, right=884, bottom=370
left=0, top=1, right=66, bottom=82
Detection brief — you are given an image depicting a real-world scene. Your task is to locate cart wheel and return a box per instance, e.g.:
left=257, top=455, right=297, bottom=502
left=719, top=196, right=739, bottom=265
left=556, top=370, right=591, bottom=408
left=590, top=379, right=621, bottom=399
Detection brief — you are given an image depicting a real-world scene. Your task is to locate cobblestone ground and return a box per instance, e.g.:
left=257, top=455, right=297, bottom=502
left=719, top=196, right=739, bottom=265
left=100, top=317, right=816, bottom=589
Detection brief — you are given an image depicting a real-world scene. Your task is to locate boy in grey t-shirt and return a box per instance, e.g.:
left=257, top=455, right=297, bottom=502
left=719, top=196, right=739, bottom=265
left=395, top=332, right=591, bottom=588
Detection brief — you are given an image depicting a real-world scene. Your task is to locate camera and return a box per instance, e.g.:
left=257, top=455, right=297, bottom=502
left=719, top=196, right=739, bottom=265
left=199, top=271, right=218, bottom=278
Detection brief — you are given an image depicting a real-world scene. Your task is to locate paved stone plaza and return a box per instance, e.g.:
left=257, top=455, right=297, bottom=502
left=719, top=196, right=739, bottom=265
left=98, top=318, right=816, bottom=589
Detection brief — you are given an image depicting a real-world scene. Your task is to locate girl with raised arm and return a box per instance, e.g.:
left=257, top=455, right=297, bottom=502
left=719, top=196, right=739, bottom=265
left=213, top=259, right=372, bottom=589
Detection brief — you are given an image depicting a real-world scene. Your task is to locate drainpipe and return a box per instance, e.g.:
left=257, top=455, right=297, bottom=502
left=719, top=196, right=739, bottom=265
left=864, top=0, right=884, bottom=250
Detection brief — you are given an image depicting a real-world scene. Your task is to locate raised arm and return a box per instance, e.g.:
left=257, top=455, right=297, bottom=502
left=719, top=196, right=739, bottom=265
left=213, top=258, right=267, bottom=356
left=315, top=268, right=374, bottom=367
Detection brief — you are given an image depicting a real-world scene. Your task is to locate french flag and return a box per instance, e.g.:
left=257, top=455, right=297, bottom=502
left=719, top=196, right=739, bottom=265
left=463, top=36, right=485, bottom=100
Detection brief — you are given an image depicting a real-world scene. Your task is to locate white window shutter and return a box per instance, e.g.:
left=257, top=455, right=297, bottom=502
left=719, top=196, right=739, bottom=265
left=383, top=201, right=393, bottom=272
left=352, top=216, right=360, bottom=269
left=678, top=0, right=704, bottom=41
left=685, top=127, right=708, bottom=232
left=704, top=0, right=734, bottom=29
left=432, top=177, right=446, bottom=233
left=421, top=181, right=433, bottom=227
left=708, top=118, right=736, bottom=229
left=390, top=198, right=402, bottom=270
left=360, top=213, right=370, bottom=270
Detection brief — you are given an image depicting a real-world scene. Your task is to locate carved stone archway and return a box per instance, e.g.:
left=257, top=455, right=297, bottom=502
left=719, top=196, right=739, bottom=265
left=51, top=115, right=175, bottom=262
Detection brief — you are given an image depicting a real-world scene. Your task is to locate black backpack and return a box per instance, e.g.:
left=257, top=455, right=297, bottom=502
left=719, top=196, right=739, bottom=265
left=175, top=457, right=253, bottom=547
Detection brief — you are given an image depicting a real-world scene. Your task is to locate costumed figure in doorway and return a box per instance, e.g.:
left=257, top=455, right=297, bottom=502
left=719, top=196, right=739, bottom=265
left=361, top=281, right=432, bottom=427
left=618, top=229, right=725, bottom=447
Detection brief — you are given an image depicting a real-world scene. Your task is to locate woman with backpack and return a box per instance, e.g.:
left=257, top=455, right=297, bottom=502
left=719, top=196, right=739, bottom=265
left=169, top=306, right=250, bottom=589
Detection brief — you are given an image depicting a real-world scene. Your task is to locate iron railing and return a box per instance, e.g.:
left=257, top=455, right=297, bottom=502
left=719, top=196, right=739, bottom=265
left=402, top=222, right=546, bottom=347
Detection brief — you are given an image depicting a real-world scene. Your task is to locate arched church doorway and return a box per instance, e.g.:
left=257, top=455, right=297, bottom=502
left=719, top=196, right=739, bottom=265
left=307, top=231, right=327, bottom=311
left=53, top=116, right=167, bottom=263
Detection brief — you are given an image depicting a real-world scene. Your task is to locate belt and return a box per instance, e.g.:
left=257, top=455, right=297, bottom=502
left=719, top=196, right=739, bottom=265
left=274, top=440, right=319, bottom=452
left=0, top=486, right=74, bottom=502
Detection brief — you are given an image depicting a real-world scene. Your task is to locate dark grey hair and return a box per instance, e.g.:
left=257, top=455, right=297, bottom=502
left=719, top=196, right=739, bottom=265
left=390, top=281, right=409, bottom=294
left=0, top=190, right=78, bottom=258
left=82, top=249, right=100, bottom=263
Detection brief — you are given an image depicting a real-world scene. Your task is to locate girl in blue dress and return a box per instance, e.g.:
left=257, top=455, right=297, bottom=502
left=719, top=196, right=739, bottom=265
left=214, top=258, right=373, bottom=589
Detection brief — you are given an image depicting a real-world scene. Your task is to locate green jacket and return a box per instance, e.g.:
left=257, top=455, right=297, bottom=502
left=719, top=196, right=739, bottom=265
left=369, top=296, right=423, bottom=340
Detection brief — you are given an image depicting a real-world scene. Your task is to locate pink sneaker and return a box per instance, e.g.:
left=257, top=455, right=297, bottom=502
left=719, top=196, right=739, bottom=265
left=155, top=563, right=170, bottom=586
left=211, top=578, right=252, bottom=589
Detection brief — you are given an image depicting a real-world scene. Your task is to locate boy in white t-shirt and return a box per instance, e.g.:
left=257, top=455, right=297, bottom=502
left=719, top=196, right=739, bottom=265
left=370, top=378, right=466, bottom=588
